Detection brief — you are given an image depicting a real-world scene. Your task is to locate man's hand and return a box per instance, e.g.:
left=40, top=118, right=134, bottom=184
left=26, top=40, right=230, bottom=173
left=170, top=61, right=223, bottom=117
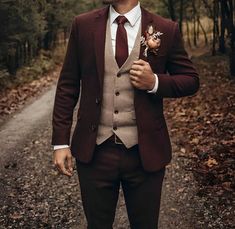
left=53, top=148, right=73, bottom=177
left=130, top=59, right=155, bottom=90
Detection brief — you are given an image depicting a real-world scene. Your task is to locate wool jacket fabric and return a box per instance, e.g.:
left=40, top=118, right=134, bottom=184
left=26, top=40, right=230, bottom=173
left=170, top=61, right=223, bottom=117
left=52, top=6, right=199, bottom=172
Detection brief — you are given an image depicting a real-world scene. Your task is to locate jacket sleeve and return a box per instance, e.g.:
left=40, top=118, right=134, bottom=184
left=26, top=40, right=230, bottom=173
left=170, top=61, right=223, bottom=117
left=156, top=23, right=200, bottom=98
left=51, top=16, right=80, bottom=145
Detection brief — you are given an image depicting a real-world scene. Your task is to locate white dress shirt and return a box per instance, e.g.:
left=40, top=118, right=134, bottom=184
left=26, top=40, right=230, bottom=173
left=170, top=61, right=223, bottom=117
left=53, top=2, right=158, bottom=150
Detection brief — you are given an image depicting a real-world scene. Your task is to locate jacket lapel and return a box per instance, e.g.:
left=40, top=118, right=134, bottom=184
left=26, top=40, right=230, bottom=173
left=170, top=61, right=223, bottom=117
left=139, top=7, right=154, bottom=62
left=94, top=6, right=109, bottom=92
left=134, top=7, right=154, bottom=122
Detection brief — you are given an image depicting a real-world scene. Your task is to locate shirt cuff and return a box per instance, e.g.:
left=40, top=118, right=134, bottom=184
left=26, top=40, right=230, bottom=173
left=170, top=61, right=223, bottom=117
left=53, top=145, right=70, bottom=150
left=147, top=74, right=159, bottom=93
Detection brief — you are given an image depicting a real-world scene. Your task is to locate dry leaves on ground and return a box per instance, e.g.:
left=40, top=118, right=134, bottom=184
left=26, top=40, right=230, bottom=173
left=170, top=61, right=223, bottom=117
left=0, top=67, right=60, bottom=117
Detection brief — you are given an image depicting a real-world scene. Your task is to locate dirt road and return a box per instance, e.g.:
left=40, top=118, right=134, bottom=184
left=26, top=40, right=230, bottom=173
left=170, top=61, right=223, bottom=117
left=0, top=84, right=203, bottom=229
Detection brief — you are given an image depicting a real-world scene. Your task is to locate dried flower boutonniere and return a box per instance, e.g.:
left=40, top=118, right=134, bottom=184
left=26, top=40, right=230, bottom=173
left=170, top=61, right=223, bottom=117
left=140, top=25, right=163, bottom=57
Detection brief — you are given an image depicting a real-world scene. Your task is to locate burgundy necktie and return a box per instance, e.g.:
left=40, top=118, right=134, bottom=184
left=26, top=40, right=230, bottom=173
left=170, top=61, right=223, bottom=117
left=115, top=16, right=128, bottom=68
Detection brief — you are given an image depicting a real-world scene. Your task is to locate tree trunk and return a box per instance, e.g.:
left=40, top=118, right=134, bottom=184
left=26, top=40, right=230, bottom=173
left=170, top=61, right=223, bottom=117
left=64, top=27, right=67, bottom=45
left=196, top=16, right=200, bottom=40
left=19, top=43, right=23, bottom=67
left=230, top=50, right=235, bottom=77
left=193, top=15, right=197, bottom=46
left=198, top=18, right=208, bottom=45
left=167, top=0, right=177, bottom=21
left=219, top=0, right=226, bottom=53
left=212, top=0, right=219, bottom=55
left=228, top=0, right=235, bottom=77
left=6, top=45, right=17, bottom=75
left=192, top=0, right=198, bottom=47
left=179, top=0, right=184, bottom=33
left=186, top=19, right=192, bottom=48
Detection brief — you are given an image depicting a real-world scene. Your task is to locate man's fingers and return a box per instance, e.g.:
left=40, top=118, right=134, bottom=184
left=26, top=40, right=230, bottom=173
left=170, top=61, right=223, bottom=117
left=131, top=64, right=143, bottom=71
left=130, top=69, right=141, bottom=77
left=130, top=59, right=155, bottom=90
left=133, top=59, right=147, bottom=65
left=67, top=155, right=73, bottom=173
left=60, top=163, right=73, bottom=176
left=131, top=80, right=141, bottom=89
left=53, top=148, right=73, bottom=177
left=56, top=161, right=72, bottom=177
left=130, top=74, right=140, bottom=83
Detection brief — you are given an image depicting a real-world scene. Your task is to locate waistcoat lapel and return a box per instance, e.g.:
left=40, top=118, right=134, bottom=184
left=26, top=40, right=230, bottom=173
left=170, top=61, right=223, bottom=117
left=119, top=24, right=141, bottom=73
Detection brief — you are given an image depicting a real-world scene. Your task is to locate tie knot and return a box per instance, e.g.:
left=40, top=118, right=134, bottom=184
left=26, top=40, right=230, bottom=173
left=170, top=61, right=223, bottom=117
left=116, top=16, right=128, bottom=25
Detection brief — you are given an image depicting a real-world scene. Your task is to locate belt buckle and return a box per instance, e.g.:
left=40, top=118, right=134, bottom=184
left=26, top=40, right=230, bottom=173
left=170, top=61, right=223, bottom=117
left=114, top=135, right=123, bottom=145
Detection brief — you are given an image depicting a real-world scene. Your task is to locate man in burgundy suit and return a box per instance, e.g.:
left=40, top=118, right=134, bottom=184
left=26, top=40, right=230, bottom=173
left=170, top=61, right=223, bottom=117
left=52, top=0, right=199, bottom=228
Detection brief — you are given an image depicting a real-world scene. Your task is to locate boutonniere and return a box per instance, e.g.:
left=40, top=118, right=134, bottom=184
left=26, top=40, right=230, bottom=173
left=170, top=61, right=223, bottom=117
left=140, top=25, right=163, bottom=57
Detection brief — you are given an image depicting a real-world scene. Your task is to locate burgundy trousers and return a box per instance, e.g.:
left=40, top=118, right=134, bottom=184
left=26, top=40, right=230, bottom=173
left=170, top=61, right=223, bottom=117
left=76, top=139, right=165, bottom=229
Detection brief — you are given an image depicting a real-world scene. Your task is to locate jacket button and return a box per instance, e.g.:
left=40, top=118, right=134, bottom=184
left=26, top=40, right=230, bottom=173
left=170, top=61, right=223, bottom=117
left=91, top=124, right=97, bottom=131
left=95, top=98, right=101, bottom=105
left=117, top=72, right=121, bottom=78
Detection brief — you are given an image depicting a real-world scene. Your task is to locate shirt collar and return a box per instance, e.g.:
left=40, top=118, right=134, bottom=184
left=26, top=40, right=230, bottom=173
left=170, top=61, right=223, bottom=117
left=109, top=2, right=141, bottom=27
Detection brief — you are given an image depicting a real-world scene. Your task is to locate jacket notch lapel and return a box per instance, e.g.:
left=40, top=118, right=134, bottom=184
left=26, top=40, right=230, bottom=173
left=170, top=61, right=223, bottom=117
left=134, top=7, right=154, bottom=116
left=139, top=7, right=154, bottom=61
left=94, top=7, right=109, bottom=92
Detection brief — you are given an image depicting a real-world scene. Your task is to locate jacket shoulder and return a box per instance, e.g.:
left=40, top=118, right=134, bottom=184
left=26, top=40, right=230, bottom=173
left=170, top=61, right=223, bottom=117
left=149, top=12, right=179, bottom=45
left=150, top=12, right=177, bottom=31
left=74, top=6, right=108, bottom=23
left=154, top=14, right=175, bottom=25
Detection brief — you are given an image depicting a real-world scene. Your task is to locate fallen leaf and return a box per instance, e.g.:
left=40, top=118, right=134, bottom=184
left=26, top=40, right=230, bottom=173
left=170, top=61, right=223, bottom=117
left=204, top=157, right=218, bottom=168
left=9, top=212, right=23, bottom=220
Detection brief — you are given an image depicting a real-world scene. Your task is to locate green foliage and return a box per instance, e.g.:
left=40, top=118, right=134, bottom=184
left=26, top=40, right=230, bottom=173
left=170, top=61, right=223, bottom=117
left=0, top=0, right=94, bottom=73
left=0, top=0, right=233, bottom=77
left=0, top=0, right=46, bottom=45
left=140, top=0, right=169, bottom=16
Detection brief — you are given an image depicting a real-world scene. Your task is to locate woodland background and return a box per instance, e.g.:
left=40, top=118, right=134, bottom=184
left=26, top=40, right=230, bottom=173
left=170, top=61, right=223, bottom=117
left=0, top=0, right=234, bottom=228
left=0, top=0, right=234, bottom=80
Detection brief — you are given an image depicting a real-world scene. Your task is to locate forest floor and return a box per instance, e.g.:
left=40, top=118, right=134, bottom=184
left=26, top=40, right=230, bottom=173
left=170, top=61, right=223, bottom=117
left=0, top=52, right=234, bottom=228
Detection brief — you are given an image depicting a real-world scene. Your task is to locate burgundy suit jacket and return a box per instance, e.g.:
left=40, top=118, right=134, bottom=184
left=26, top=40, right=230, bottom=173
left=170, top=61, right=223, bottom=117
left=52, top=6, right=199, bottom=172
